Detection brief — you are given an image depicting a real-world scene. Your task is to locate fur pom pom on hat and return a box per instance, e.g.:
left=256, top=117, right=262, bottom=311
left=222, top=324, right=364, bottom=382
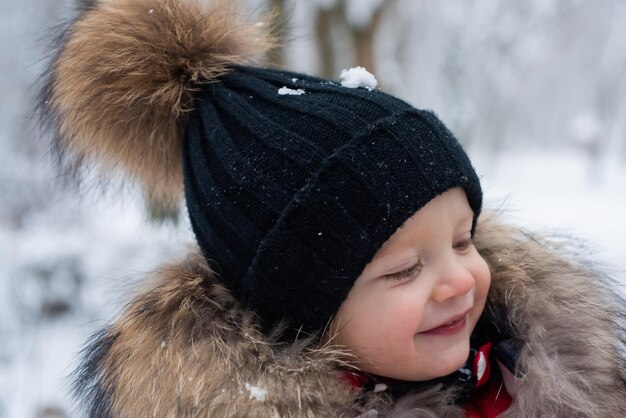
left=39, top=0, right=482, bottom=336
left=39, top=0, right=276, bottom=211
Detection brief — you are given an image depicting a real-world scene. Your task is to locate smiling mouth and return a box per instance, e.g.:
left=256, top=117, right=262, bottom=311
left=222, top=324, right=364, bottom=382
left=419, top=310, right=470, bottom=336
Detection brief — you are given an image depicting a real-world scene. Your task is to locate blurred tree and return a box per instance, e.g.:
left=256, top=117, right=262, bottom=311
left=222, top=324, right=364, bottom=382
left=265, top=0, right=288, bottom=68
left=146, top=194, right=181, bottom=223
left=312, top=0, right=390, bottom=80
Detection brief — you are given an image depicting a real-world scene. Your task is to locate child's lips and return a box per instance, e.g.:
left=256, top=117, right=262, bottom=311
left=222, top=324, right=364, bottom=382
left=418, top=309, right=471, bottom=336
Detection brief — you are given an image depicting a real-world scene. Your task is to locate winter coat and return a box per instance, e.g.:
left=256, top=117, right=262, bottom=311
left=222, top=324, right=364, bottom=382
left=74, top=214, right=626, bottom=417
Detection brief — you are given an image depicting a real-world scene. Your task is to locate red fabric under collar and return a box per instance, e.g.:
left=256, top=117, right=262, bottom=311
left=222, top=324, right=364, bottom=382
left=465, top=342, right=512, bottom=417
left=341, top=342, right=512, bottom=417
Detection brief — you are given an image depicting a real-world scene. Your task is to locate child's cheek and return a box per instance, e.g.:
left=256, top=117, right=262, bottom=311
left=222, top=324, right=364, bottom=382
left=375, top=292, right=426, bottom=343
left=359, top=292, right=422, bottom=347
left=469, top=254, right=492, bottom=331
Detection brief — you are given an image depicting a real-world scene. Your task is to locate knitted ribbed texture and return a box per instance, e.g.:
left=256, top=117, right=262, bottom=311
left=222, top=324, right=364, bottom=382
left=183, top=65, right=482, bottom=334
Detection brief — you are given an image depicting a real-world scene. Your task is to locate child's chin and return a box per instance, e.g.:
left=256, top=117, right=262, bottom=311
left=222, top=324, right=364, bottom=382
left=424, top=341, right=471, bottom=379
left=359, top=340, right=472, bottom=382
left=377, top=348, right=471, bottom=382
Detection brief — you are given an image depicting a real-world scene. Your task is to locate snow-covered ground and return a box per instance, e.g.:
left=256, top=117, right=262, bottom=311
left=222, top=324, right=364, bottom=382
left=475, top=150, right=625, bottom=286
left=1, top=149, right=624, bottom=418
left=0, top=194, right=193, bottom=418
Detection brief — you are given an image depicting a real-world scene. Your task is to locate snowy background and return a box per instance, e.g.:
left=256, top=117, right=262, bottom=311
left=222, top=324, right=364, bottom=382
left=1, top=1, right=625, bottom=417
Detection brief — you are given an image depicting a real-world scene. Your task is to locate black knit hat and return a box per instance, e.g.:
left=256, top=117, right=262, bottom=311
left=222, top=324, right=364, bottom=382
left=39, top=0, right=482, bottom=336
left=183, top=65, right=482, bottom=334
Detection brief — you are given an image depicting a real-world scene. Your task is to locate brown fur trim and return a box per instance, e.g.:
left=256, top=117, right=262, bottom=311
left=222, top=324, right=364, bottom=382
left=78, top=251, right=360, bottom=417
left=39, top=0, right=275, bottom=211
left=475, top=214, right=626, bottom=417
left=74, top=214, right=626, bottom=416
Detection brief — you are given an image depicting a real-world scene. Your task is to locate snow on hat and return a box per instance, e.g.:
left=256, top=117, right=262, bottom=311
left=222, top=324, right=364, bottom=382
left=38, top=0, right=482, bottom=336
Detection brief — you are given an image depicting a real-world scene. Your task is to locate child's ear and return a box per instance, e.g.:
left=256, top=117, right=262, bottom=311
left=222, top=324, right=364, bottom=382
left=37, top=0, right=276, bottom=213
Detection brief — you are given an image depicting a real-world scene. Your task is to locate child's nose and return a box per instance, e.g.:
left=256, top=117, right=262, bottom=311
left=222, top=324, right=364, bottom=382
left=431, top=262, right=475, bottom=303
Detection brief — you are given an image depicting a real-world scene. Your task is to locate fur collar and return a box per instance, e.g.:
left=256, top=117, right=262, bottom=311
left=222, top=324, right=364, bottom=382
left=74, top=214, right=626, bottom=417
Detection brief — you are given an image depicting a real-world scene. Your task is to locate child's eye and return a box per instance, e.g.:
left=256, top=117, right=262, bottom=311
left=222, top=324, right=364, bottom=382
left=383, top=261, right=422, bottom=281
left=453, top=238, right=474, bottom=252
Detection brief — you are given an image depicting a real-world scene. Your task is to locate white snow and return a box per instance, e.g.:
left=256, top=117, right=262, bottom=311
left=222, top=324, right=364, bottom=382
left=278, top=86, right=305, bottom=96
left=311, top=0, right=384, bottom=26
left=472, top=150, right=626, bottom=288
left=568, top=113, right=601, bottom=146
left=345, top=0, right=385, bottom=28
left=340, top=66, right=378, bottom=91
left=244, top=383, right=268, bottom=401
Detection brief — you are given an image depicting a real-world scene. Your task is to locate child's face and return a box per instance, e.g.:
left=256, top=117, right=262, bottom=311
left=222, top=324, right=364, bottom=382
left=329, top=187, right=491, bottom=381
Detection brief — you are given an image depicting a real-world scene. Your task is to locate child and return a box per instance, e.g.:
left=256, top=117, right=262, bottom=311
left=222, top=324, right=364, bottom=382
left=38, top=0, right=625, bottom=416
